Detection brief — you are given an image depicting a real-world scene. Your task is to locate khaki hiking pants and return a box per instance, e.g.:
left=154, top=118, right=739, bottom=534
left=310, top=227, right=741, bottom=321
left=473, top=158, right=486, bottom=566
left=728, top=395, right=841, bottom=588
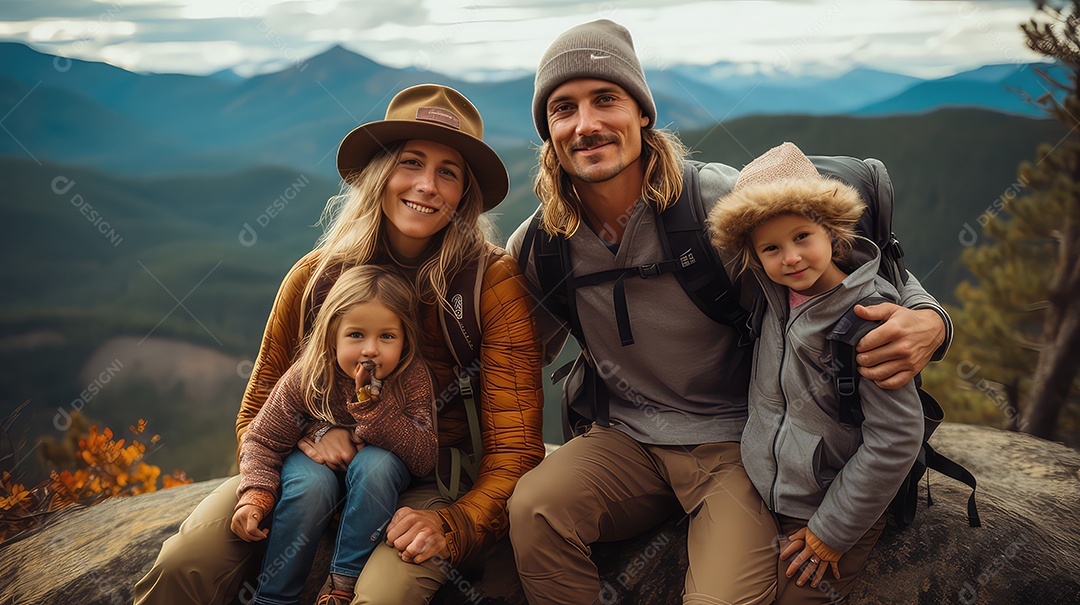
left=133, top=474, right=456, bottom=605
left=774, top=514, right=886, bottom=605
left=508, top=424, right=778, bottom=605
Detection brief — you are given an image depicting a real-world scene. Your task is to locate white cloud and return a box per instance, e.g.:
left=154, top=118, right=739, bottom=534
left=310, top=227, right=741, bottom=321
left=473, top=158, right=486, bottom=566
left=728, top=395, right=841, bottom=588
left=0, top=0, right=1047, bottom=78
left=25, top=19, right=137, bottom=43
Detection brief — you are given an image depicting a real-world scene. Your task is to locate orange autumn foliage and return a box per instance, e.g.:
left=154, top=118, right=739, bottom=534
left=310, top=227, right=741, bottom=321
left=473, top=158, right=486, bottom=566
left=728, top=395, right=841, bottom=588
left=0, top=416, right=191, bottom=545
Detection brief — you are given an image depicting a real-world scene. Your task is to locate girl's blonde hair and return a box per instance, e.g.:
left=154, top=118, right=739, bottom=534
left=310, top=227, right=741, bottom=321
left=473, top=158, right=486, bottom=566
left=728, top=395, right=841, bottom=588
left=301, top=141, right=493, bottom=329
left=294, top=265, right=422, bottom=423
left=534, top=127, right=689, bottom=237
left=732, top=210, right=860, bottom=278
left=707, top=178, right=866, bottom=278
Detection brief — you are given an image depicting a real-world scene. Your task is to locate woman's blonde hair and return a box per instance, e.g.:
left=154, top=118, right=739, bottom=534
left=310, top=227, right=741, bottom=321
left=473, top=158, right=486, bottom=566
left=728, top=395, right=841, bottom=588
left=294, top=265, right=422, bottom=423
left=301, top=141, right=492, bottom=329
left=533, top=127, right=689, bottom=236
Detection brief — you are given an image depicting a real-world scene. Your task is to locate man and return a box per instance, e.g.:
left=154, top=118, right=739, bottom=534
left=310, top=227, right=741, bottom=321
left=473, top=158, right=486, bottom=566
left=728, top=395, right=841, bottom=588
left=506, top=19, right=951, bottom=605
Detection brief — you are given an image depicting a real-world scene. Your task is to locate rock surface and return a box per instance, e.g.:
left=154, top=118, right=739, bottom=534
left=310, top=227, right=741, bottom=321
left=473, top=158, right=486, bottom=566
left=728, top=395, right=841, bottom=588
left=3, top=424, right=1079, bottom=604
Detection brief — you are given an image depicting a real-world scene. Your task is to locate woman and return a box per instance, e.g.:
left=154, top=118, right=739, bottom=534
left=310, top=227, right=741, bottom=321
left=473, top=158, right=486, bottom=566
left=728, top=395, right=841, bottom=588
left=134, top=84, right=545, bottom=604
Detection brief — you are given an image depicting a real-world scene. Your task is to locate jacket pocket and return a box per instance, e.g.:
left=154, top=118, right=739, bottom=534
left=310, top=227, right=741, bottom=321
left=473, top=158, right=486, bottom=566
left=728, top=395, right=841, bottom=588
left=774, top=421, right=829, bottom=507
left=791, top=392, right=862, bottom=472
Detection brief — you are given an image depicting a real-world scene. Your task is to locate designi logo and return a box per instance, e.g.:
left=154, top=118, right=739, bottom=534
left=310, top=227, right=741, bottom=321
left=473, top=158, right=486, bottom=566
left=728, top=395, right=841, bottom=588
left=452, top=293, right=464, bottom=320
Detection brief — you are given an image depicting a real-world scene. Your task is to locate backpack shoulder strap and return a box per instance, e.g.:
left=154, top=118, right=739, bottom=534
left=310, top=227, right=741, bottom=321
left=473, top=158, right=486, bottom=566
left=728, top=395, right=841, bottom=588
left=436, top=249, right=489, bottom=500
left=656, top=162, right=752, bottom=346
left=521, top=207, right=613, bottom=434
left=522, top=206, right=583, bottom=344
left=440, top=251, right=486, bottom=370
left=829, top=295, right=981, bottom=528
left=826, top=294, right=889, bottom=425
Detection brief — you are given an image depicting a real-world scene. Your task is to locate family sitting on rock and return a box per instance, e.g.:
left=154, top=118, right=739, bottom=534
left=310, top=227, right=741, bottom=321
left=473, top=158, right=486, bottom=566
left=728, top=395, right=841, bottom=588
left=135, top=18, right=950, bottom=605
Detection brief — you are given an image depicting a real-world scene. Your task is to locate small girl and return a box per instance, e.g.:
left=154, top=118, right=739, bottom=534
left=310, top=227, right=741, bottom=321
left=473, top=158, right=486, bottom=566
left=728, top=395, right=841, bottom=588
left=708, top=143, right=924, bottom=603
left=231, top=265, right=438, bottom=605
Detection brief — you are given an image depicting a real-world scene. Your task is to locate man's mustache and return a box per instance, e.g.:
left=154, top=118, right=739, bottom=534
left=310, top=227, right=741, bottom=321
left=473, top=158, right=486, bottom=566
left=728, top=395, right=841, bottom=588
left=569, top=134, right=617, bottom=152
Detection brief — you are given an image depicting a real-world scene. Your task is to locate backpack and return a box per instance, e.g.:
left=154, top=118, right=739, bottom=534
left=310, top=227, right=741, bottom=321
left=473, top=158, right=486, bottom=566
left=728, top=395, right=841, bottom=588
left=519, top=157, right=907, bottom=440
left=828, top=296, right=981, bottom=528
left=520, top=157, right=980, bottom=529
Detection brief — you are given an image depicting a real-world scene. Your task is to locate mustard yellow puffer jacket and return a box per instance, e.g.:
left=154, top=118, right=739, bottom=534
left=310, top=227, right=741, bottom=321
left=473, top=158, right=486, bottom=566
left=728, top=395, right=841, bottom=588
left=235, top=244, right=545, bottom=563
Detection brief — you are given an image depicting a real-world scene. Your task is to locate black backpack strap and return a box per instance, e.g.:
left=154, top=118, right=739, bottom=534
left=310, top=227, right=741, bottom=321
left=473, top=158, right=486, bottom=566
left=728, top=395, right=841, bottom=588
left=527, top=163, right=753, bottom=348
left=657, top=162, right=753, bottom=346
left=565, top=259, right=685, bottom=347
left=829, top=298, right=981, bottom=529
left=826, top=295, right=889, bottom=425
left=924, top=442, right=982, bottom=527
left=521, top=207, right=610, bottom=434
left=441, top=255, right=483, bottom=370
left=525, top=207, right=583, bottom=344
left=436, top=253, right=487, bottom=500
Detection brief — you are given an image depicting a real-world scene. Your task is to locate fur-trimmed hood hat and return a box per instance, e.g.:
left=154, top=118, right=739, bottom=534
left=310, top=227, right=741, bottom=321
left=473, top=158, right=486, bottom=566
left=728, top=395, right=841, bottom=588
left=708, top=142, right=865, bottom=255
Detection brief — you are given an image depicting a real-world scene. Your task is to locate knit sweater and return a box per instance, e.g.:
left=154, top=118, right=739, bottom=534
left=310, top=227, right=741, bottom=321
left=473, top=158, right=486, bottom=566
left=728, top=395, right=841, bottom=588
left=236, top=358, right=437, bottom=515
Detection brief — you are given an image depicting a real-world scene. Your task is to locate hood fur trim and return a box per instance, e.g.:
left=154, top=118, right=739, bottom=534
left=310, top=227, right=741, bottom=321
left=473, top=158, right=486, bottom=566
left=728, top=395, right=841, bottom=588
left=708, top=176, right=865, bottom=255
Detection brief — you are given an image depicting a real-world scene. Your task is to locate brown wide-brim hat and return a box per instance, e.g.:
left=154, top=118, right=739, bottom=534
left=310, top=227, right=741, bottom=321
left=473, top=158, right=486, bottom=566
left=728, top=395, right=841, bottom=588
left=337, top=84, right=509, bottom=211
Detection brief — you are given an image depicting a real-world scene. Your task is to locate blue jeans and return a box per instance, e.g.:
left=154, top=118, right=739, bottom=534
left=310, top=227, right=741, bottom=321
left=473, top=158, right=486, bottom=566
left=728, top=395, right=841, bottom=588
left=251, top=446, right=410, bottom=605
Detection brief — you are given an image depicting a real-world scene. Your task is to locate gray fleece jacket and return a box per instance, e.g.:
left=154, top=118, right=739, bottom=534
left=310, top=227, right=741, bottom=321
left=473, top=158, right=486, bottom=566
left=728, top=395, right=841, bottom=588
left=742, top=236, right=923, bottom=552
left=506, top=161, right=950, bottom=447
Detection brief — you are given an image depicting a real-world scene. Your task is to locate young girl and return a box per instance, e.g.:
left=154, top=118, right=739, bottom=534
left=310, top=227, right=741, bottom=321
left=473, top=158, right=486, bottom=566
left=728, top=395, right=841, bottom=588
left=708, top=142, right=924, bottom=604
left=232, top=264, right=437, bottom=605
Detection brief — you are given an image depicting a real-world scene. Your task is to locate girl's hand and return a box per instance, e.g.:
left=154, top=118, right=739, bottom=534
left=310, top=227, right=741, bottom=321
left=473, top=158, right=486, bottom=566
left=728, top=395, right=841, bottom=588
left=780, top=527, right=841, bottom=588
left=355, top=360, right=382, bottom=399
left=298, top=427, right=357, bottom=471
left=354, top=360, right=373, bottom=392
left=230, top=504, right=269, bottom=542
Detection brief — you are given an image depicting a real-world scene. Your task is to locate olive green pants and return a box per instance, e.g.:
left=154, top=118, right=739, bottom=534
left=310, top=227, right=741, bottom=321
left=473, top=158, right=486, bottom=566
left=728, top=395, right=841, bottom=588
left=508, top=425, right=778, bottom=605
left=133, top=474, right=454, bottom=605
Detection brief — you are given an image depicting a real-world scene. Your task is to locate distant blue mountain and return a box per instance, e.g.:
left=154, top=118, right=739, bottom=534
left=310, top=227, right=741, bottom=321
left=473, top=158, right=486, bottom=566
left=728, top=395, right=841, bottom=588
left=665, top=64, right=923, bottom=118
left=857, top=63, right=1064, bottom=117
left=0, top=42, right=1060, bottom=177
left=0, top=75, right=192, bottom=170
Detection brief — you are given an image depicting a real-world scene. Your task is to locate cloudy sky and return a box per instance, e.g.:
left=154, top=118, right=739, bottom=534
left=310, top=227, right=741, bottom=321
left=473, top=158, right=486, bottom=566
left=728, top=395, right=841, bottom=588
left=0, top=0, right=1048, bottom=80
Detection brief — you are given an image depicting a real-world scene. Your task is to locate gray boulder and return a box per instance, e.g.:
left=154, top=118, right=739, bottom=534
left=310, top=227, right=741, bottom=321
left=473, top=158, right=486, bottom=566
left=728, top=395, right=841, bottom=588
left=2, top=424, right=1078, bottom=604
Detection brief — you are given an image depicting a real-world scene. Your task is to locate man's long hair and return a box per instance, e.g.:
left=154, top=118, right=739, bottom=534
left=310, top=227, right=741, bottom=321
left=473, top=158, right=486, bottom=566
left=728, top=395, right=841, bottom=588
left=533, top=128, right=689, bottom=237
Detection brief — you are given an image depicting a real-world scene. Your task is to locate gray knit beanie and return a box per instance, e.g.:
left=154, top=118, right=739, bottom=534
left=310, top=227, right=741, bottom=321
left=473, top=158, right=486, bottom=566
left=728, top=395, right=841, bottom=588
left=532, top=19, right=657, bottom=141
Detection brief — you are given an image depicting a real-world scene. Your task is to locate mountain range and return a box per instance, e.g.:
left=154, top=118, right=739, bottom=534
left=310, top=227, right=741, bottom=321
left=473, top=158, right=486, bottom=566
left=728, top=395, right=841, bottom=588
left=0, top=42, right=1062, bottom=180
left=0, top=42, right=1069, bottom=473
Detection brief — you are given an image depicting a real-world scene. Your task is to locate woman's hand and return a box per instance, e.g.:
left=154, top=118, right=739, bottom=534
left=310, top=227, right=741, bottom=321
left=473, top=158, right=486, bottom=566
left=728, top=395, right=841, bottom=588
left=854, top=303, right=945, bottom=389
left=230, top=504, right=269, bottom=542
left=780, top=527, right=841, bottom=588
left=297, top=427, right=361, bottom=471
left=385, top=506, right=449, bottom=564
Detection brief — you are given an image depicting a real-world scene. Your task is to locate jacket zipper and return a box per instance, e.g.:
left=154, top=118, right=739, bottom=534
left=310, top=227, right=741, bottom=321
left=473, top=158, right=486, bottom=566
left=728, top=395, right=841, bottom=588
left=765, top=293, right=822, bottom=510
